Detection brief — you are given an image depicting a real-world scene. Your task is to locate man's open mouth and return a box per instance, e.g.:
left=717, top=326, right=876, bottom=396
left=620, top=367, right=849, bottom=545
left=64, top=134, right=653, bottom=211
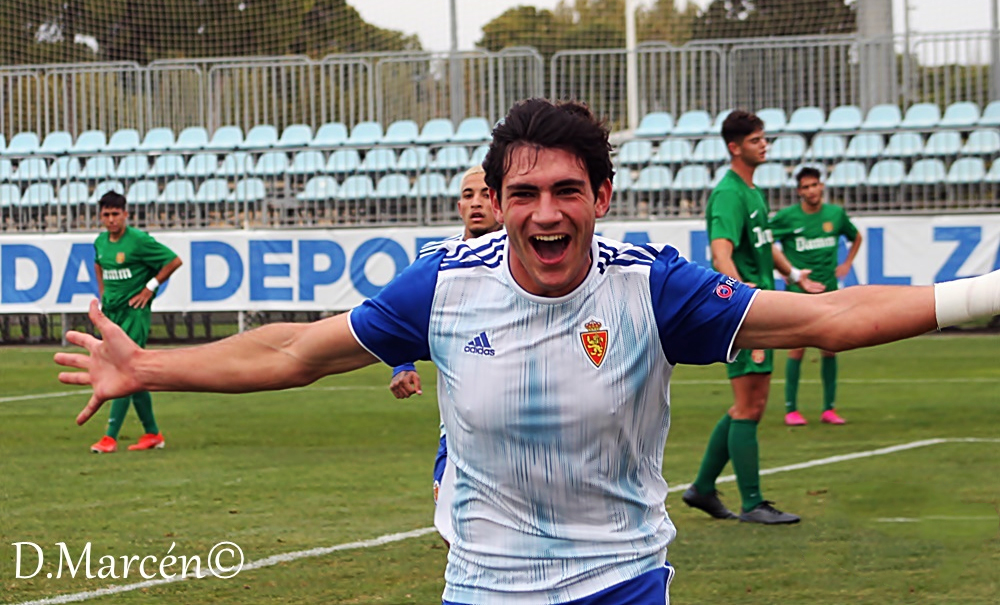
left=530, top=234, right=570, bottom=261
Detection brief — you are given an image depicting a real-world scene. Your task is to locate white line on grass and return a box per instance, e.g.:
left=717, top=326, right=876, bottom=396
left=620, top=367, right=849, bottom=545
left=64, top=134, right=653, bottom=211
left=875, top=516, right=998, bottom=523
left=0, top=391, right=86, bottom=403
left=11, top=437, right=999, bottom=605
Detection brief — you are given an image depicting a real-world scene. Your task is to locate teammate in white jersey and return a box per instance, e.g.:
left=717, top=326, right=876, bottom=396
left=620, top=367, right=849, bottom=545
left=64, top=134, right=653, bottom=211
left=57, top=98, right=1000, bottom=604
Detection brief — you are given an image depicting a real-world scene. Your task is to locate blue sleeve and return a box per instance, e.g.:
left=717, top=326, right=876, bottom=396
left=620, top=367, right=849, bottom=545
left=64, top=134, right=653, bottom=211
left=392, top=363, right=417, bottom=377
left=650, top=246, right=757, bottom=365
left=349, top=249, right=443, bottom=367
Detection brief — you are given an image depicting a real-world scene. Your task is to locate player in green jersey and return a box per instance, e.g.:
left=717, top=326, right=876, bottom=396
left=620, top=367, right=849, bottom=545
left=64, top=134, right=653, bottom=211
left=90, top=191, right=182, bottom=453
left=683, top=110, right=825, bottom=525
left=771, top=166, right=863, bottom=426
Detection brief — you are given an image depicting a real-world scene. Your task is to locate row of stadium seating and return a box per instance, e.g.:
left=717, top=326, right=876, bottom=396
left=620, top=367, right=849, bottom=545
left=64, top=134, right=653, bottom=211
left=634, top=101, right=1000, bottom=139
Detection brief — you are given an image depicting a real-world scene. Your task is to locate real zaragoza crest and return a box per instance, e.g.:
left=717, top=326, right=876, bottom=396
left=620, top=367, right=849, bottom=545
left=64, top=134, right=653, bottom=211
left=580, top=319, right=609, bottom=368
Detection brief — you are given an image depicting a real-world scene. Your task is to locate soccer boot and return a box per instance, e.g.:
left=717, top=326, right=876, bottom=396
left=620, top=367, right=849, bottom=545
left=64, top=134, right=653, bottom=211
left=784, top=411, right=808, bottom=426
left=738, top=501, right=801, bottom=524
left=90, top=436, right=117, bottom=453
left=128, top=433, right=165, bottom=451
left=682, top=486, right=737, bottom=519
left=820, top=409, right=846, bottom=425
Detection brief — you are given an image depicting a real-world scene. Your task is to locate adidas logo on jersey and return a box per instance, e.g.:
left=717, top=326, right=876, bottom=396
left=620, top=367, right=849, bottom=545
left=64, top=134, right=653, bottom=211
left=464, top=332, right=495, bottom=356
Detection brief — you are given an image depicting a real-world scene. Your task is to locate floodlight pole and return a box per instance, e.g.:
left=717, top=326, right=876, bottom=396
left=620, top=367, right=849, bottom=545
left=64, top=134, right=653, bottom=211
left=992, top=0, right=1000, bottom=101
left=625, top=0, right=639, bottom=131
left=449, top=0, right=465, bottom=124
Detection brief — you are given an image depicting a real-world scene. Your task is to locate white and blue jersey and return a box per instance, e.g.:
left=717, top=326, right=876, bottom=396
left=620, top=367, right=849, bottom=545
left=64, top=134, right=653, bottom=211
left=350, top=233, right=757, bottom=604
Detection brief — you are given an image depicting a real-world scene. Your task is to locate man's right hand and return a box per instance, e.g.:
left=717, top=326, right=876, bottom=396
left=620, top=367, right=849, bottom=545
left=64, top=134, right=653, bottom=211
left=389, top=370, right=423, bottom=399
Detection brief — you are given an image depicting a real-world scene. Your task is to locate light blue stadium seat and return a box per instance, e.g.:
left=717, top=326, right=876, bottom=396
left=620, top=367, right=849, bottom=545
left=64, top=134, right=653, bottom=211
left=923, top=131, right=962, bottom=157
left=205, top=126, right=244, bottom=151
left=409, top=173, right=448, bottom=198
left=0, top=159, right=15, bottom=181
left=632, top=166, right=673, bottom=192
left=822, top=105, right=863, bottom=132
left=216, top=152, right=255, bottom=178
left=416, top=119, right=454, bottom=145
left=900, top=103, right=941, bottom=130
left=612, top=169, right=633, bottom=191
left=940, top=102, right=980, bottom=129
left=805, top=134, right=846, bottom=161
left=71, top=130, right=107, bottom=155
left=252, top=151, right=289, bottom=177
left=903, top=159, right=946, bottom=185
left=39, top=131, right=74, bottom=155
left=861, top=104, right=902, bottom=131
left=48, top=156, right=82, bottom=182
left=867, top=159, right=906, bottom=187
left=5, top=132, right=40, bottom=156
left=431, top=146, right=470, bottom=172
left=617, top=140, right=654, bottom=166
left=194, top=179, right=231, bottom=204
left=240, top=125, right=279, bottom=150
left=946, top=157, right=986, bottom=184
left=447, top=173, right=464, bottom=196
left=0, top=135, right=6, bottom=155
left=652, top=139, right=693, bottom=165
left=691, top=138, right=728, bottom=164
left=634, top=112, right=674, bottom=138
left=138, top=127, right=176, bottom=153
left=0, top=183, right=20, bottom=207
left=13, top=158, right=49, bottom=182
left=288, top=151, right=325, bottom=177
left=670, top=165, right=710, bottom=191
left=882, top=132, right=924, bottom=158
left=825, top=161, right=867, bottom=188
left=159, top=179, right=196, bottom=204
left=374, top=173, right=411, bottom=198
left=298, top=176, right=339, bottom=201
left=21, top=183, right=55, bottom=207
left=345, top=121, right=383, bottom=147
left=275, top=124, right=313, bottom=149
left=962, top=129, right=1000, bottom=156
left=126, top=180, right=160, bottom=205
left=784, top=106, right=825, bottom=134
left=81, top=156, right=117, bottom=181
left=844, top=134, right=885, bottom=160
left=756, top=108, right=787, bottom=134
left=452, top=117, right=491, bottom=144
left=711, top=109, right=733, bottom=133
left=711, top=165, right=729, bottom=187
left=309, top=122, right=349, bottom=149
left=768, top=135, right=806, bottom=162
left=325, top=149, right=361, bottom=175
left=172, top=127, right=209, bottom=152
left=57, top=182, right=90, bottom=205
left=360, top=148, right=397, bottom=173
left=88, top=180, right=125, bottom=204
left=382, top=120, right=419, bottom=146
left=149, top=154, right=187, bottom=179
left=185, top=153, right=219, bottom=179
left=987, top=160, right=1000, bottom=183
left=115, top=155, right=150, bottom=181
left=470, top=144, right=489, bottom=167
left=672, top=110, right=712, bottom=137
left=978, top=101, right=1000, bottom=127
left=106, top=129, right=140, bottom=153
left=336, top=175, right=375, bottom=200
left=753, top=163, right=788, bottom=188
left=397, top=147, right=431, bottom=172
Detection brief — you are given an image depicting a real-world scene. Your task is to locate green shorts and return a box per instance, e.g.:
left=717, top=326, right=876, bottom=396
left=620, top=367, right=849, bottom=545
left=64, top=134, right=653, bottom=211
left=726, top=347, right=773, bottom=379
left=103, top=305, right=152, bottom=349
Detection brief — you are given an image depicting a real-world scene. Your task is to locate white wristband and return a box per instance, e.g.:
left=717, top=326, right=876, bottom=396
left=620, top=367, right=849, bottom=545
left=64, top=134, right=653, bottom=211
left=788, top=267, right=802, bottom=283
left=145, top=277, right=160, bottom=291
left=934, top=270, right=1000, bottom=328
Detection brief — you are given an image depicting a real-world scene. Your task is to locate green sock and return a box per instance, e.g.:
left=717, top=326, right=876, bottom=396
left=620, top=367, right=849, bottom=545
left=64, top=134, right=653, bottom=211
left=692, top=414, right=732, bottom=494
left=729, top=419, right=764, bottom=511
left=131, top=391, right=159, bottom=435
left=105, top=397, right=131, bottom=439
left=784, top=357, right=802, bottom=413
left=822, top=356, right=837, bottom=411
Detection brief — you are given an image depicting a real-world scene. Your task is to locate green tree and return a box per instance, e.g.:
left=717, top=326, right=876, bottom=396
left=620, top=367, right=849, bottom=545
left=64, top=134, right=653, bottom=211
left=692, top=0, right=856, bottom=39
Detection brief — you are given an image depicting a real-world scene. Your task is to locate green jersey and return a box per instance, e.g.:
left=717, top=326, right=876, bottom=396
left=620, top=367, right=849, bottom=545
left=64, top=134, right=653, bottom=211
left=770, top=203, right=858, bottom=291
left=94, top=226, right=177, bottom=310
left=705, top=169, right=775, bottom=290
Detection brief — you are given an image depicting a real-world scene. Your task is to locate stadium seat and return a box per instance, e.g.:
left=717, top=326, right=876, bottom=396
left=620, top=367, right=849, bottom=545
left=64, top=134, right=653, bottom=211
left=148, top=154, right=187, bottom=179
left=672, top=110, right=712, bottom=137
left=345, top=121, right=383, bottom=147
left=977, top=101, right=1000, bottom=127
left=115, top=155, right=150, bottom=181
left=194, top=179, right=231, bottom=204
left=431, top=146, right=471, bottom=172
left=903, top=158, right=946, bottom=185
left=670, top=165, right=710, bottom=191
left=216, top=152, right=255, bottom=178
left=923, top=131, right=962, bottom=157
left=71, top=130, right=107, bottom=155
left=940, top=101, right=980, bottom=129
left=961, top=129, right=1000, bottom=156
left=409, top=173, right=448, bottom=198
left=397, top=147, right=431, bottom=172
left=205, top=126, right=244, bottom=151
left=240, top=125, right=279, bottom=150
left=784, top=107, right=825, bottom=134
left=900, top=103, right=941, bottom=130
left=861, top=104, right=902, bottom=131
left=359, top=148, right=398, bottom=174
left=172, top=127, right=209, bottom=152
left=21, top=183, right=55, bottom=206
left=632, top=166, right=673, bottom=192
left=447, top=173, right=464, bottom=196
left=298, top=176, right=339, bottom=201
left=844, top=134, right=885, bottom=160
left=612, top=169, right=633, bottom=192
left=822, top=105, right=863, bottom=132
left=416, top=118, right=454, bottom=145
left=252, top=151, right=289, bottom=178
left=617, top=140, right=654, bottom=167
left=138, top=127, right=176, bottom=153
left=382, top=120, right=419, bottom=146
left=470, top=144, right=489, bottom=167
left=47, top=156, right=82, bottom=182
left=88, top=180, right=125, bottom=204
left=711, top=165, right=729, bottom=187
left=752, top=163, right=788, bottom=188
left=791, top=163, right=827, bottom=182
left=634, top=112, right=674, bottom=139
left=39, top=131, right=74, bottom=155
left=867, top=159, right=906, bottom=187
left=57, top=182, right=90, bottom=206
left=15, top=157, right=49, bottom=183
left=451, top=117, right=492, bottom=144
left=946, top=157, right=987, bottom=184
left=185, top=153, right=219, bottom=179
left=0, top=135, right=6, bottom=155
left=711, top=109, right=733, bottom=133
left=882, top=132, right=924, bottom=159
left=336, top=175, right=375, bottom=200
left=160, top=179, right=196, bottom=204
left=0, top=159, right=14, bottom=182
left=756, top=108, right=787, bottom=134
left=5, top=132, right=40, bottom=156
left=374, top=173, right=411, bottom=199
left=80, top=156, right=117, bottom=181
left=325, top=149, right=362, bottom=176
left=288, top=151, right=326, bottom=177
left=652, top=139, right=693, bottom=165
left=805, top=134, right=847, bottom=161
left=987, top=160, right=1000, bottom=183
left=825, top=161, right=867, bottom=188
left=126, top=180, right=160, bottom=205
left=0, top=183, right=20, bottom=207
left=767, top=135, right=806, bottom=162
left=106, top=129, right=140, bottom=153
left=691, top=138, right=728, bottom=164
left=309, top=122, right=349, bottom=149
left=274, top=124, right=313, bottom=149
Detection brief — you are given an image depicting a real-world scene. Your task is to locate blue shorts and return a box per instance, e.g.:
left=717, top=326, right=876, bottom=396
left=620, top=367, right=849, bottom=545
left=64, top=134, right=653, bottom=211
left=444, top=563, right=675, bottom=605
left=432, top=435, right=447, bottom=503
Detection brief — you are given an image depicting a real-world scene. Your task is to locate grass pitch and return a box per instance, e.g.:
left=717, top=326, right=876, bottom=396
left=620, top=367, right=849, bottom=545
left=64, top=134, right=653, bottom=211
left=1, top=335, right=998, bottom=604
